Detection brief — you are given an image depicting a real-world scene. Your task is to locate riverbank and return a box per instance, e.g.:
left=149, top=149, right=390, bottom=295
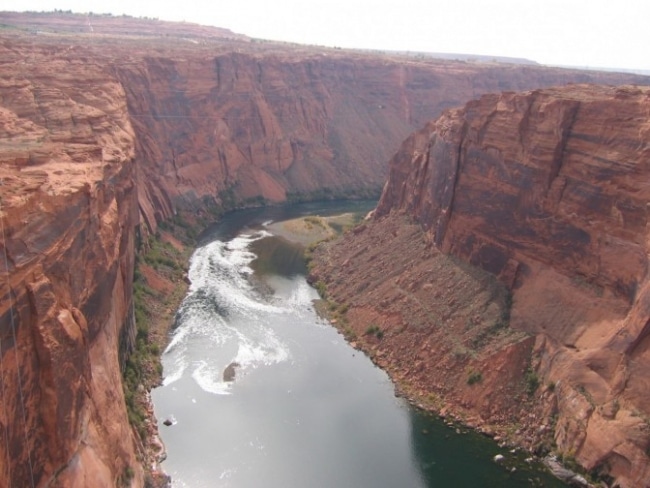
left=265, top=212, right=360, bottom=246
left=307, top=215, right=543, bottom=439
left=305, top=213, right=598, bottom=486
left=127, top=226, right=195, bottom=487
left=267, top=215, right=509, bottom=429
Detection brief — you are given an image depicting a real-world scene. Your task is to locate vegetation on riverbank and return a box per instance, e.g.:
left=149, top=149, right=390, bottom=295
left=306, top=214, right=610, bottom=487
left=122, top=216, right=198, bottom=485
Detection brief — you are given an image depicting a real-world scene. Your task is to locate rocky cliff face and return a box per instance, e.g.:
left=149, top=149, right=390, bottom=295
left=0, top=40, right=142, bottom=486
left=2, top=11, right=650, bottom=487
left=119, top=53, right=650, bottom=234
left=313, top=84, right=650, bottom=487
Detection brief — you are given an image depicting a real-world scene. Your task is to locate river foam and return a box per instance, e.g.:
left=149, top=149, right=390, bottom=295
left=161, top=230, right=291, bottom=394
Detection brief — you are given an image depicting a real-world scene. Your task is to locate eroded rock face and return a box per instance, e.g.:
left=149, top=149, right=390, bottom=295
left=119, top=55, right=650, bottom=234
left=1, top=11, right=650, bottom=487
left=0, top=48, right=142, bottom=486
left=360, top=84, right=650, bottom=486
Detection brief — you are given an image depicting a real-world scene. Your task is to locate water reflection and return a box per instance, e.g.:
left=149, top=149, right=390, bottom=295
left=249, top=236, right=307, bottom=278
left=409, top=409, right=566, bottom=487
left=153, top=201, right=565, bottom=488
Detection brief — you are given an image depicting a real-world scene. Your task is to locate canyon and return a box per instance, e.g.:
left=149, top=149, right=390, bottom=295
left=310, top=84, right=650, bottom=487
left=1, top=11, right=650, bottom=487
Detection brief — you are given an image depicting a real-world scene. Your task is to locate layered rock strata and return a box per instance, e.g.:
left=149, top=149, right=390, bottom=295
left=1, top=11, right=650, bottom=487
left=118, top=54, right=650, bottom=234
left=0, top=57, right=142, bottom=485
left=312, top=84, right=650, bottom=487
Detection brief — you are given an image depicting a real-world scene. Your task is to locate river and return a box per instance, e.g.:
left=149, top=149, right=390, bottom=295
left=151, top=201, right=566, bottom=487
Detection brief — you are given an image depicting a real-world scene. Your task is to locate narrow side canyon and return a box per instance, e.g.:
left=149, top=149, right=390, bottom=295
left=1, top=12, right=650, bottom=487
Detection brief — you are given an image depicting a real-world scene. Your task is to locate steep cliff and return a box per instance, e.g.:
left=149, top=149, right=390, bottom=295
left=0, top=45, right=142, bottom=486
left=2, top=11, right=650, bottom=487
left=6, top=13, right=647, bottom=237
left=312, top=84, right=650, bottom=487
left=117, top=52, right=650, bottom=234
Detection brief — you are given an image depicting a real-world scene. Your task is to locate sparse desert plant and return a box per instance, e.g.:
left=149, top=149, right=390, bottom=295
left=525, top=368, right=540, bottom=395
left=314, top=280, right=328, bottom=298
left=467, top=369, right=483, bottom=385
left=363, top=324, right=383, bottom=339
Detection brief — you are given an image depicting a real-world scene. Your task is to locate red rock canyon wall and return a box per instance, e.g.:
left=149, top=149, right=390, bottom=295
left=112, top=45, right=650, bottom=233
left=370, top=84, right=650, bottom=487
left=1, top=11, right=650, bottom=486
left=0, top=42, right=142, bottom=486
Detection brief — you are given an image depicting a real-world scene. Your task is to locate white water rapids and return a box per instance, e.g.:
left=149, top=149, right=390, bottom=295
left=151, top=203, right=567, bottom=488
left=161, top=230, right=318, bottom=397
left=150, top=223, right=421, bottom=488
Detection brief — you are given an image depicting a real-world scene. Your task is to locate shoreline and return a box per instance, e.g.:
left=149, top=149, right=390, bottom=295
left=132, top=229, right=193, bottom=487
left=268, top=216, right=499, bottom=432
left=306, top=214, right=593, bottom=487
left=264, top=212, right=358, bottom=246
left=311, top=294, right=579, bottom=486
left=142, top=210, right=582, bottom=487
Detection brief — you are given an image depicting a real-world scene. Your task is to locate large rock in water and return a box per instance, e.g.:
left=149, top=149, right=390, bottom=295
left=312, top=84, right=650, bottom=487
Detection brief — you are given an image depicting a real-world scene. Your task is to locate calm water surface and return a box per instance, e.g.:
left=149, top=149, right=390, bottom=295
left=152, top=201, right=565, bottom=487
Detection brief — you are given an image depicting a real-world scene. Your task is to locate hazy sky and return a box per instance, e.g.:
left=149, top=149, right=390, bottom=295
left=3, top=0, right=650, bottom=72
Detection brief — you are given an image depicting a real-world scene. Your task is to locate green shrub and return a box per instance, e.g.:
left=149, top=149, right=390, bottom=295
left=467, top=369, right=483, bottom=385
left=364, top=324, right=384, bottom=339
left=365, top=324, right=379, bottom=335
left=315, top=281, right=328, bottom=298
left=525, top=368, right=540, bottom=395
left=119, top=465, right=135, bottom=487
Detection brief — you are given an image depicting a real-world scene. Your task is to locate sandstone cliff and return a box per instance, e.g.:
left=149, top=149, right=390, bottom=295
left=7, top=12, right=646, bottom=237
left=118, top=53, right=650, bottom=235
left=312, top=84, right=650, bottom=487
left=0, top=46, right=143, bottom=486
left=1, top=11, right=650, bottom=487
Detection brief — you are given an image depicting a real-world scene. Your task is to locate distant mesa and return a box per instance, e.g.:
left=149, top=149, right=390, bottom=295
left=0, top=10, right=249, bottom=41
